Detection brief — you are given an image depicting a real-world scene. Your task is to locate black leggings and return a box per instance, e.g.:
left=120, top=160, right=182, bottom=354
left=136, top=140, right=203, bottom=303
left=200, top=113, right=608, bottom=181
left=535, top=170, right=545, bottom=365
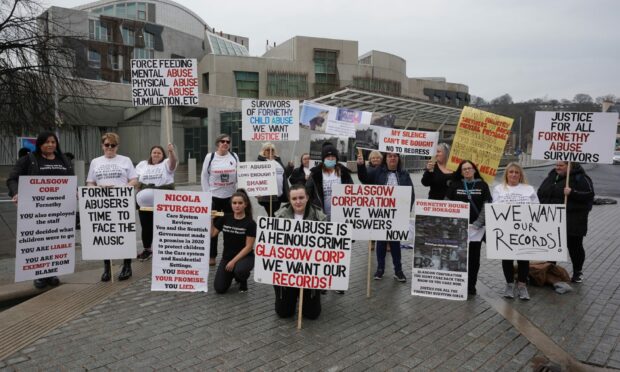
left=468, top=241, right=481, bottom=293
left=214, top=255, right=254, bottom=294
left=502, top=260, right=529, bottom=283
left=274, top=286, right=321, bottom=320
left=138, top=210, right=153, bottom=249
left=568, top=235, right=585, bottom=273
left=210, top=197, right=232, bottom=259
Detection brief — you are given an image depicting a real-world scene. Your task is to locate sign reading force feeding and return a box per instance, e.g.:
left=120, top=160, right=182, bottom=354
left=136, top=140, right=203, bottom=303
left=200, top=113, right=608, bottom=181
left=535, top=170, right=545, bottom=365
left=131, top=59, right=199, bottom=106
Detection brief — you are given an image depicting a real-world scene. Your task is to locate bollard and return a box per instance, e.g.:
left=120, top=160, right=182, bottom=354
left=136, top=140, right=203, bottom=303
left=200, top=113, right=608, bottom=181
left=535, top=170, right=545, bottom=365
left=188, top=158, right=197, bottom=184
left=75, top=160, right=86, bottom=186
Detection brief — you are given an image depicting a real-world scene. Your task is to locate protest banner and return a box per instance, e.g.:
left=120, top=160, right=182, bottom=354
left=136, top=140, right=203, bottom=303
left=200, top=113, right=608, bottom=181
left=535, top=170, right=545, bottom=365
left=254, top=217, right=352, bottom=291
left=377, top=127, right=439, bottom=156
left=309, top=134, right=349, bottom=162
left=300, top=102, right=336, bottom=132
left=485, top=203, right=567, bottom=261
left=131, top=59, right=198, bottom=106
left=532, top=111, right=618, bottom=163
left=325, top=107, right=373, bottom=138
left=236, top=162, right=277, bottom=197
left=412, top=200, right=470, bottom=301
left=151, top=190, right=211, bottom=292
left=242, top=100, right=299, bottom=141
left=15, top=176, right=77, bottom=282
left=79, top=187, right=137, bottom=260
left=330, top=184, right=412, bottom=241
left=447, top=106, right=514, bottom=184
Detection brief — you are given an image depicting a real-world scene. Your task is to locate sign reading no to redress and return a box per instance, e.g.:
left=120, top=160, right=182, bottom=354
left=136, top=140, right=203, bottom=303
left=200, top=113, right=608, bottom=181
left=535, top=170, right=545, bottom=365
left=131, top=59, right=199, bottom=107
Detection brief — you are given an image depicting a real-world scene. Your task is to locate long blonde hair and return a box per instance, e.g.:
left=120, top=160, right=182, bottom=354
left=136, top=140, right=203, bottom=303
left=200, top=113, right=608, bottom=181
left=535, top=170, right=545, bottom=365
left=502, top=162, right=528, bottom=186
left=260, top=142, right=278, bottom=158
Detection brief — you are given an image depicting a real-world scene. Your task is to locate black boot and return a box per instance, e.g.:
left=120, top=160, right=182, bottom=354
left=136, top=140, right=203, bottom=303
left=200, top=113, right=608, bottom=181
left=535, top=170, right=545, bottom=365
left=101, top=260, right=111, bottom=282
left=118, top=259, right=132, bottom=281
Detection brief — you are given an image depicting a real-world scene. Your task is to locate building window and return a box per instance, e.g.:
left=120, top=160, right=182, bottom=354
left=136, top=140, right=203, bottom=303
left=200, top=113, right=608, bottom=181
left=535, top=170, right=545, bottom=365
left=126, top=2, right=136, bottom=19
left=121, top=27, right=134, bottom=46
left=202, top=73, right=209, bottom=94
left=220, top=112, right=245, bottom=161
left=144, top=32, right=154, bottom=49
left=88, top=49, right=101, bottom=68
left=234, top=71, right=259, bottom=98
left=133, top=48, right=153, bottom=59
left=352, top=76, right=401, bottom=96
left=108, top=50, right=122, bottom=70
left=115, top=3, right=126, bottom=18
left=89, top=20, right=111, bottom=42
left=267, top=72, right=308, bottom=98
left=102, top=5, right=114, bottom=16
left=137, top=2, right=147, bottom=20
left=314, top=49, right=339, bottom=97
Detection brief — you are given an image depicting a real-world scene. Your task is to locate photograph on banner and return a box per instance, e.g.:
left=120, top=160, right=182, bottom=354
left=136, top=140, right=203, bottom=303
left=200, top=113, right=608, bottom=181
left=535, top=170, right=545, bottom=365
left=151, top=190, right=211, bottom=292
left=236, top=161, right=277, bottom=197
left=15, top=176, right=77, bottom=282
left=253, top=217, right=352, bottom=291
left=300, top=102, right=335, bottom=132
left=531, top=111, right=618, bottom=163
left=309, top=134, right=349, bottom=162
left=130, top=58, right=198, bottom=106
left=79, top=186, right=137, bottom=260
left=355, top=113, right=396, bottom=152
left=485, top=203, right=567, bottom=261
left=326, top=108, right=373, bottom=138
left=17, top=137, right=37, bottom=153
left=242, top=100, right=300, bottom=141
left=412, top=200, right=469, bottom=301
left=330, top=184, right=411, bottom=241
left=378, top=127, right=439, bottom=157
left=447, top=106, right=514, bottom=184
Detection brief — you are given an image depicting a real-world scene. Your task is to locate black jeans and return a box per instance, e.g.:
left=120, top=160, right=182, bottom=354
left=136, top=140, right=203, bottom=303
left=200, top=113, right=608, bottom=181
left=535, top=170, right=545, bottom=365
left=210, top=197, right=232, bottom=259
left=502, top=260, right=529, bottom=283
left=274, top=286, right=321, bottom=320
left=214, top=255, right=254, bottom=294
left=568, top=235, right=585, bottom=274
left=138, top=210, right=153, bottom=249
left=468, top=241, right=482, bottom=293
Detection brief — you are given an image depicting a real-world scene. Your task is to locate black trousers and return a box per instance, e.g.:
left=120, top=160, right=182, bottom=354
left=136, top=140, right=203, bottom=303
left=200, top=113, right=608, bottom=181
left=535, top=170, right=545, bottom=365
left=210, top=197, right=232, bottom=259
left=502, top=260, right=529, bottom=283
left=274, top=286, right=321, bottom=320
left=214, top=255, right=254, bottom=294
left=468, top=241, right=481, bottom=293
left=568, top=235, right=585, bottom=274
left=138, top=210, right=153, bottom=249
left=258, top=201, right=281, bottom=217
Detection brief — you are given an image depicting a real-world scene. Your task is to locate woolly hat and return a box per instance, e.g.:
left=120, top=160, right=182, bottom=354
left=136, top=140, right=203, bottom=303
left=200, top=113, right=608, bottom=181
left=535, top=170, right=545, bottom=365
left=321, top=142, right=338, bottom=161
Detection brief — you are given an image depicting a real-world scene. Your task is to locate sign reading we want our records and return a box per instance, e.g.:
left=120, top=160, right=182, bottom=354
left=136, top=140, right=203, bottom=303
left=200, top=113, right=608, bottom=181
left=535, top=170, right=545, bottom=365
left=131, top=59, right=198, bottom=106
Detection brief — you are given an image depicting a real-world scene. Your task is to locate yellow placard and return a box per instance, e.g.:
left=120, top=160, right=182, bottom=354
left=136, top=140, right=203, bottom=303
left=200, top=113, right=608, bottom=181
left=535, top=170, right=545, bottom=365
left=447, top=106, right=514, bottom=183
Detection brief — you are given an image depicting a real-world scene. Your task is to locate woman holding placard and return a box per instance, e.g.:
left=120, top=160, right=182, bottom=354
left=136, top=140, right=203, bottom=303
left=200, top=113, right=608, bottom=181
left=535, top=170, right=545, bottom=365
left=445, top=160, right=492, bottom=296
left=256, top=142, right=293, bottom=216
left=492, top=163, right=539, bottom=300
left=289, top=153, right=312, bottom=186
left=367, top=150, right=383, bottom=169
left=7, top=131, right=74, bottom=289
left=135, top=144, right=177, bottom=261
left=86, top=133, right=138, bottom=282
left=211, top=189, right=256, bottom=293
left=421, top=143, right=453, bottom=200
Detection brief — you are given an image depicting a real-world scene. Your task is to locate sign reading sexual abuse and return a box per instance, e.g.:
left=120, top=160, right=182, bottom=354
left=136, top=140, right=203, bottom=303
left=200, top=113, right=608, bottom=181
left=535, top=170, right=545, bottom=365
left=242, top=100, right=299, bottom=141
left=485, top=204, right=567, bottom=261
left=379, top=127, right=439, bottom=156
left=131, top=59, right=198, bottom=106
left=236, top=162, right=277, bottom=196
left=151, top=190, right=211, bottom=292
left=15, top=176, right=77, bottom=282
left=254, top=217, right=352, bottom=290
left=532, top=111, right=618, bottom=163
left=79, top=187, right=137, bottom=260
left=330, top=184, right=411, bottom=241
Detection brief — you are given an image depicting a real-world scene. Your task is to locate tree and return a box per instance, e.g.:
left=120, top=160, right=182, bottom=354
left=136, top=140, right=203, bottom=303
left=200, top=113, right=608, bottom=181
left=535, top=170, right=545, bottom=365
left=490, top=93, right=513, bottom=105
left=595, top=94, right=616, bottom=104
left=573, top=93, right=593, bottom=104
left=470, top=95, right=488, bottom=107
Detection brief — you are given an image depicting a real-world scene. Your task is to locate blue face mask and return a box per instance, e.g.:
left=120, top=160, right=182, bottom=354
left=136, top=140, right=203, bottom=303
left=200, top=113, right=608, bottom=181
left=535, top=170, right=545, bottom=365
left=324, top=159, right=337, bottom=168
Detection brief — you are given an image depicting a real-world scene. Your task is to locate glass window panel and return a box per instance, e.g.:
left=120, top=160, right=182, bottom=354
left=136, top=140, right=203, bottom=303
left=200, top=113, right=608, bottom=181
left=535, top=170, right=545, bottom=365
left=103, top=5, right=113, bottom=15
left=126, top=3, right=136, bottom=19
left=116, top=4, right=126, bottom=18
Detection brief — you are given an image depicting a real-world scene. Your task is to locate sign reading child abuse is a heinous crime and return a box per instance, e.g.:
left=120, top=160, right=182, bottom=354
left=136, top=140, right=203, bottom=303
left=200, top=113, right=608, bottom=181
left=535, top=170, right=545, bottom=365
left=131, top=59, right=198, bottom=106
left=242, top=100, right=299, bottom=141
left=254, top=217, right=352, bottom=291
left=532, top=111, right=618, bottom=163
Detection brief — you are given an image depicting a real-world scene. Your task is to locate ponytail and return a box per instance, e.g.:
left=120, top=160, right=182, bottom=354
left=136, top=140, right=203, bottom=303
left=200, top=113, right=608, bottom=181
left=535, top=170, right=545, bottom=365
left=231, top=188, right=253, bottom=220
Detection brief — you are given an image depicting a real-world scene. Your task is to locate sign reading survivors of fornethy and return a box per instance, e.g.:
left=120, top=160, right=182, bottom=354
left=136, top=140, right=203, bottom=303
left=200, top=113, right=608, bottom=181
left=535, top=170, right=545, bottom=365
left=532, top=111, right=618, bottom=164
left=152, top=190, right=211, bottom=292
left=254, top=217, right=352, bottom=291
left=131, top=59, right=198, bottom=106
left=15, top=176, right=77, bottom=282
left=242, top=100, right=300, bottom=141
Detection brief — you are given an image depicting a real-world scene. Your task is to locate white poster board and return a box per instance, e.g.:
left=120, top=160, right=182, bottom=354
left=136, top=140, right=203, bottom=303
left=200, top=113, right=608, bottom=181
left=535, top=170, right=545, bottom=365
left=378, top=127, right=439, bottom=157
left=485, top=203, right=568, bottom=261
left=242, top=100, right=299, bottom=141
left=131, top=59, right=199, bottom=106
left=330, top=184, right=412, bottom=241
left=532, top=111, right=618, bottom=163
left=325, top=107, right=373, bottom=138
left=15, top=176, right=77, bottom=282
left=254, top=217, right=352, bottom=291
left=151, top=190, right=211, bottom=292
left=412, top=200, right=470, bottom=301
left=236, top=162, right=278, bottom=197
left=79, top=187, right=137, bottom=259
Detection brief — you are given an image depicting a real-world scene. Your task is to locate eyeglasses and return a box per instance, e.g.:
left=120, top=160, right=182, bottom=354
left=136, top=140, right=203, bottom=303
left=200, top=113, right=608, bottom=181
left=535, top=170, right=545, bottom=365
left=461, top=167, right=474, bottom=171
left=219, top=140, right=231, bottom=144
left=103, top=143, right=117, bottom=148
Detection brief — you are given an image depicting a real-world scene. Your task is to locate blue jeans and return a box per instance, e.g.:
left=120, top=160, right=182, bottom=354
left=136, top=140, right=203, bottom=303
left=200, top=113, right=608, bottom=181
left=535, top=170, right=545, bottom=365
left=376, top=241, right=402, bottom=273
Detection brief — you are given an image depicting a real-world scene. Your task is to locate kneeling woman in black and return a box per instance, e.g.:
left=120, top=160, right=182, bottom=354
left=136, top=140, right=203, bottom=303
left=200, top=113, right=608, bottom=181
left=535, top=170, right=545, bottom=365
left=211, top=189, right=256, bottom=293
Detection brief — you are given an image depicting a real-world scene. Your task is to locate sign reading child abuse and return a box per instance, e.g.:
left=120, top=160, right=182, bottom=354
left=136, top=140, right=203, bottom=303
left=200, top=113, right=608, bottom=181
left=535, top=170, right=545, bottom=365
left=254, top=217, right=352, bottom=291
left=242, top=100, right=299, bottom=141
left=79, top=187, right=137, bottom=259
left=131, top=59, right=198, bottom=106
left=15, top=176, right=77, bottom=282
left=330, top=184, right=411, bottom=241
left=532, top=111, right=618, bottom=163
left=379, top=127, right=439, bottom=156
left=236, top=162, right=277, bottom=196
left=152, top=191, right=211, bottom=292
left=485, top=204, right=567, bottom=261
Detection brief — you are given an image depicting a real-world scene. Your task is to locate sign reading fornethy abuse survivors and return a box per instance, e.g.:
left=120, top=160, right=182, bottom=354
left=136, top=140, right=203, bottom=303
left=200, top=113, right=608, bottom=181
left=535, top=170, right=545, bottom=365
left=131, top=59, right=198, bottom=106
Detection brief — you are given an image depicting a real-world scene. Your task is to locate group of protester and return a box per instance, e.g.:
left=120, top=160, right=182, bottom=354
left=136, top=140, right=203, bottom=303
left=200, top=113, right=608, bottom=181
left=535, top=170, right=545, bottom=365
left=7, top=132, right=594, bottom=320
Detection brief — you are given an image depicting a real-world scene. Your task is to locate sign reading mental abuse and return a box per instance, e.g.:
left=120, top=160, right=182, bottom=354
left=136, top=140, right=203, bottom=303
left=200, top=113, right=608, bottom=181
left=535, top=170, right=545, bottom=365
left=79, top=187, right=137, bottom=259
left=236, top=162, right=277, bottom=197
left=131, top=59, right=198, bottom=106
left=152, top=190, right=211, bottom=292
left=15, top=176, right=77, bottom=282
left=532, top=111, right=618, bottom=164
left=254, top=217, right=352, bottom=291
left=242, top=100, right=299, bottom=141
left=485, top=204, right=567, bottom=261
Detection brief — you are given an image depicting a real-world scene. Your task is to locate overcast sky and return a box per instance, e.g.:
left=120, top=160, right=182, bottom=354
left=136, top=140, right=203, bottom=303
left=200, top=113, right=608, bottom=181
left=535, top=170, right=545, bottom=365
left=48, top=0, right=620, bottom=102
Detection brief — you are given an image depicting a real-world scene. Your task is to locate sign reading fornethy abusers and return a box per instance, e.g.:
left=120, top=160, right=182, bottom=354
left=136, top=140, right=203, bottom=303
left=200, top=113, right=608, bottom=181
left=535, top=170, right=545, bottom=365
left=131, top=59, right=199, bottom=106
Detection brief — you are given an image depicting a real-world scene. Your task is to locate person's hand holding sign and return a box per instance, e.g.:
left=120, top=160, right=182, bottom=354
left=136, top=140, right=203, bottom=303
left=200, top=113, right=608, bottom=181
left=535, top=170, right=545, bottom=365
left=564, top=187, right=572, bottom=196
